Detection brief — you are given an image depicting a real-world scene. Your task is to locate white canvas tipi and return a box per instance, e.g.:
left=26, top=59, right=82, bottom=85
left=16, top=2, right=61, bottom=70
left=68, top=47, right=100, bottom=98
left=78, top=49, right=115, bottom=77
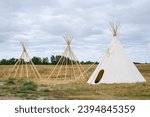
left=87, top=23, right=146, bottom=84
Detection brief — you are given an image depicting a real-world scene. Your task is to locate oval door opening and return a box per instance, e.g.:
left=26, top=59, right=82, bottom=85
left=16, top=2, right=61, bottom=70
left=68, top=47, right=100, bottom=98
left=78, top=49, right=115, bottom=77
left=95, top=69, right=104, bottom=83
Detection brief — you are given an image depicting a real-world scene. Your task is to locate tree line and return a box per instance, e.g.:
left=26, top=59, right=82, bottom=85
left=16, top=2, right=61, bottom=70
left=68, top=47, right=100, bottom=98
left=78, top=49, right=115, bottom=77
left=0, top=55, right=97, bottom=65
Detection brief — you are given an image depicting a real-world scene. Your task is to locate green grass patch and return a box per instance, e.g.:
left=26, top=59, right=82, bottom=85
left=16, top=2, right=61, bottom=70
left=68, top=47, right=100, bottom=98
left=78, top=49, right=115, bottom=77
left=20, top=81, right=37, bottom=92
left=5, top=78, right=16, bottom=85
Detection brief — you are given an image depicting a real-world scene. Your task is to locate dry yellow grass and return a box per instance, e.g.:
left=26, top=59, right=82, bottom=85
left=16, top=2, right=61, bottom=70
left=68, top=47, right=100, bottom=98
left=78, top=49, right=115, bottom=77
left=0, top=64, right=150, bottom=99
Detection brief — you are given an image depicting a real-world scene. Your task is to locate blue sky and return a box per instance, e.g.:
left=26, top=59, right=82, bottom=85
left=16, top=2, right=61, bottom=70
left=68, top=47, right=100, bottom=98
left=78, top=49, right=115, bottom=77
left=0, top=0, right=150, bottom=63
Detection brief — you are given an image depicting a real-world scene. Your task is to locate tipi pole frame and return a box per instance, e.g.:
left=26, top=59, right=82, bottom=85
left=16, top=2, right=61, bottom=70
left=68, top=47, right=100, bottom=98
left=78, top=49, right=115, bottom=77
left=55, top=48, right=68, bottom=80
left=8, top=42, right=41, bottom=79
left=25, top=56, right=29, bottom=78
left=13, top=58, right=22, bottom=78
left=69, top=47, right=86, bottom=81
left=48, top=47, right=68, bottom=79
left=64, top=48, right=69, bottom=81
left=48, top=35, right=87, bottom=83
left=20, top=53, right=24, bottom=78
left=69, top=49, right=77, bottom=80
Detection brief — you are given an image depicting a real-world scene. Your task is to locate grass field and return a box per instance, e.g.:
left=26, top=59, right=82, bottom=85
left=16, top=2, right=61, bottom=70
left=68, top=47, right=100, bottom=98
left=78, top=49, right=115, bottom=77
left=0, top=64, right=150, bottom=100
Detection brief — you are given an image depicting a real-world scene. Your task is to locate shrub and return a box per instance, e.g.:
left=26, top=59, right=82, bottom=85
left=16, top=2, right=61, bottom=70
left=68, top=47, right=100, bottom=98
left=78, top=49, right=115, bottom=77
left=5, top=78, right=15, bottom=85
left=20, top=81, right=37, bottom=91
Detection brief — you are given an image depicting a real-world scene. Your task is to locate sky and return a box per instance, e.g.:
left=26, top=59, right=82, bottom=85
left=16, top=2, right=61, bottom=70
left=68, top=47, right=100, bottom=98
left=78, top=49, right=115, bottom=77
left=0, top=0, right=150, bottom=63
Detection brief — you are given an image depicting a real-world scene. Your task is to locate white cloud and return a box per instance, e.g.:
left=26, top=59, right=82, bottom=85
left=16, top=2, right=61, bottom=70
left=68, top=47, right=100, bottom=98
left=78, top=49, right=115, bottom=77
left=0, top=0, right=150, bottom=63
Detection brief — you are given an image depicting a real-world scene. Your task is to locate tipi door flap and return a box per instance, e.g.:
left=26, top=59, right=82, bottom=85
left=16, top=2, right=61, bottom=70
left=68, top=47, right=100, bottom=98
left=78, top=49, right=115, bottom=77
left=95, top=69, right=104, bottom=83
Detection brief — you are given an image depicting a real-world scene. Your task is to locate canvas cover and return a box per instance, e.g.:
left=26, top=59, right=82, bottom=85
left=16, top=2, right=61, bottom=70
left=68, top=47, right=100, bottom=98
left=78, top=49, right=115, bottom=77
left=87, top=36, right=146, bottom=84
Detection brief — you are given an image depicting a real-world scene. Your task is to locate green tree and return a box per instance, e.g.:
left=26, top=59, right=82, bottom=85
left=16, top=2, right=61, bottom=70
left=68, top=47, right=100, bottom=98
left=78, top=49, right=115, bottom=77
left=43, top=57, right=49, bottom=64
left=8, top=58, right=17, bottom=64
left=50, top=55, right=56, bottom=65
left=32, top=56, right=42, bottom=64
left=0, top=59, right=8, bottom=65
